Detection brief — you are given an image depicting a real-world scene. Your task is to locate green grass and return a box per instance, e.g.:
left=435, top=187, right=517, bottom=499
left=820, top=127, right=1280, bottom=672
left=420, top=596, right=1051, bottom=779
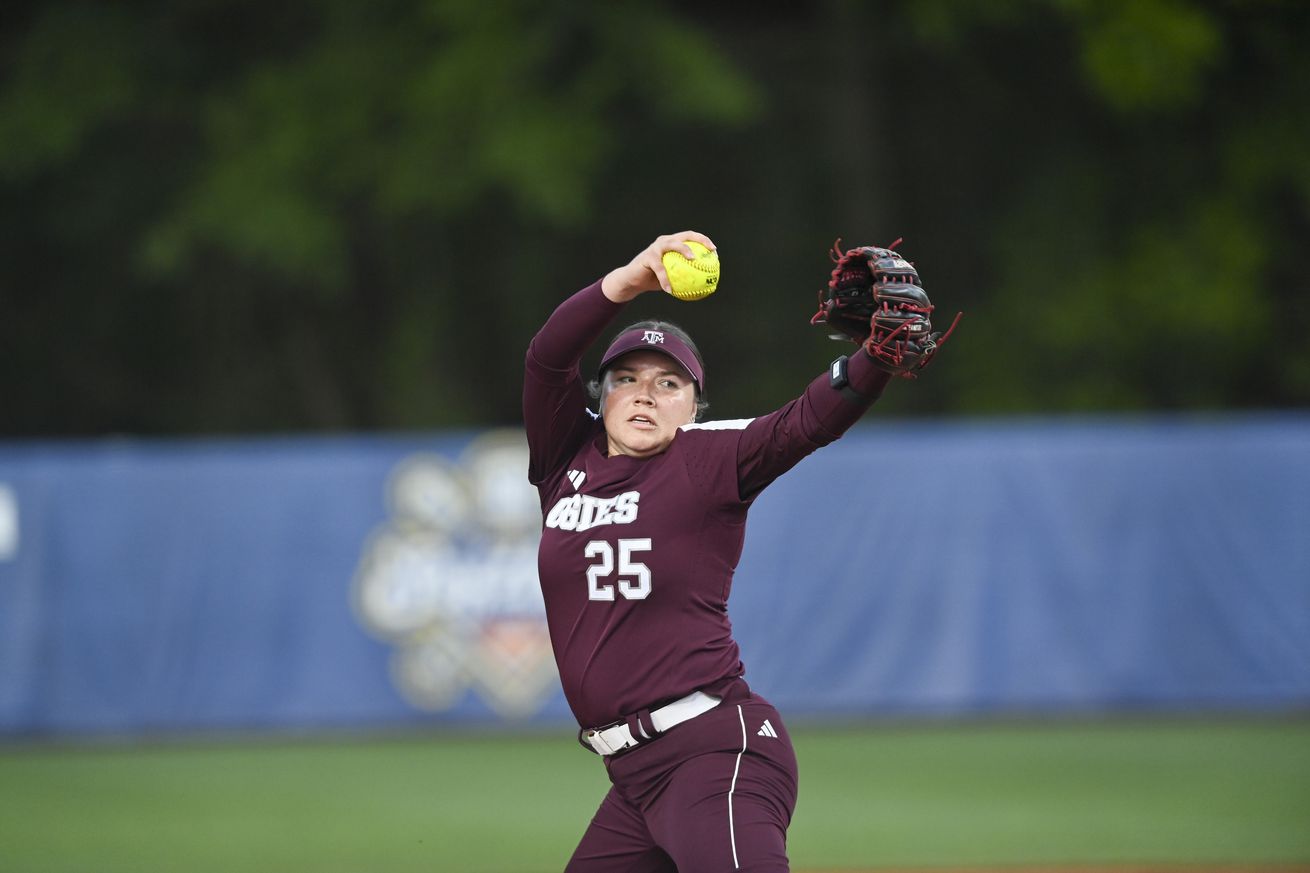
left=788, top=718, right=1310, bottom=869
left=1, top=718, right=1307, bottom=873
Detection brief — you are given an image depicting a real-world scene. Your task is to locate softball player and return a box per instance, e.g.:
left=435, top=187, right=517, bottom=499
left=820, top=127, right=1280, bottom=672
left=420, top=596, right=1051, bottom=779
left=524, top=232, right=895, bottom=872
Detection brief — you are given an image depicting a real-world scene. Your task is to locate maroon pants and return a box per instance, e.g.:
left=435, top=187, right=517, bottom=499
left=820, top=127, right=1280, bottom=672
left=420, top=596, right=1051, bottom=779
left=565, top=685, right=798, bottom=872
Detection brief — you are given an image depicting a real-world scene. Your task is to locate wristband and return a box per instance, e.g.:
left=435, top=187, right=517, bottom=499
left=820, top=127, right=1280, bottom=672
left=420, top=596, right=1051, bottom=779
left=829, top=355, right=873, bottom=403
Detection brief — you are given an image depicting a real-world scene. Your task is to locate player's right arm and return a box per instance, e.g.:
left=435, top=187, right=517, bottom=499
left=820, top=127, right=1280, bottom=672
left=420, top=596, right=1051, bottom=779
left=523, top=281, right=620, bottom=485
left=524, top=233, right=717, bottom=485
left=600, top=231, right=716, bottom=302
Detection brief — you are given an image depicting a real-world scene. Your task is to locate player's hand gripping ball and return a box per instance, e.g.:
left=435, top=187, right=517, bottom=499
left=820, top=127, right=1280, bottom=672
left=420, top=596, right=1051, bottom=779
left=662, top=241, right=720, bottom=301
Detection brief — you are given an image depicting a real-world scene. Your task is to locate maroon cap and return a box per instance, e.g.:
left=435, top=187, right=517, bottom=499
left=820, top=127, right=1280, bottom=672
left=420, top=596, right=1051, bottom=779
left=597, top=327, right=704, bottom=390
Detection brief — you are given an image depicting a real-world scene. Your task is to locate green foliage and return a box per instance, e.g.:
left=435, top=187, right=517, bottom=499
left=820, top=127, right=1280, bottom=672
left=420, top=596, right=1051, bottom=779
left=925, top=0, right=1310, bottom=414
left=0, top=0, right=763, bottom=433
left=1, top=0, right=1307, bottom=435
left=139, top=1, right=761, bottom=288
left=1071, top=0, right=1223, bottom=112
left=0, top=7, right=141, bottom=178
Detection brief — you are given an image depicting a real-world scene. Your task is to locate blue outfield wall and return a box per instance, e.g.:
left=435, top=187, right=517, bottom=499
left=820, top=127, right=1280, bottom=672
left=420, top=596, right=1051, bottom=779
left=0, top=415, right=1307, bottom=737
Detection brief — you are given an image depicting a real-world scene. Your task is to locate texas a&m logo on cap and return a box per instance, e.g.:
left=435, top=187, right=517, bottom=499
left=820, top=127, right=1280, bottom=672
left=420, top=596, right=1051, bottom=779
left=642, top=330, right=665, bottom=344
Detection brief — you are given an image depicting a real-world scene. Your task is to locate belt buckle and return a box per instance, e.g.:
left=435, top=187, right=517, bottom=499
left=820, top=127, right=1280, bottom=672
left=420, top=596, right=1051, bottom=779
left=578, top=719, right=625, bottom=756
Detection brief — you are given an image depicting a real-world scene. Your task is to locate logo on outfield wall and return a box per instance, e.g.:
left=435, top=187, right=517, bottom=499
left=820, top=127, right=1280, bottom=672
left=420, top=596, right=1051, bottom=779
left=0, top=484, right=17, bottom=561
left=351, top=431, right=557, bottom=719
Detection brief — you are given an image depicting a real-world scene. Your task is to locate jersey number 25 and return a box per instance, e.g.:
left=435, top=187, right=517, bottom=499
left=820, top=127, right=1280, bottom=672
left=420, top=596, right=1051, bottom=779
left=585, top=538, right=652, bottom=601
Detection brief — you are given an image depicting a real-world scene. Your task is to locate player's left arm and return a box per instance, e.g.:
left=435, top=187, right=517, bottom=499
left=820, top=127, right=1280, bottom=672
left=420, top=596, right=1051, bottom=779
left=733, top=238, right=959, bottom=501
left=732, top=354, right=890, bottom=501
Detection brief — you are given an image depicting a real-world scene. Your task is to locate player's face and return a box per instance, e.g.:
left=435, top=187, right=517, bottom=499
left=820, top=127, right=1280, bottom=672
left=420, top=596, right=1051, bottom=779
left=601, top=351, right=698, bottom=459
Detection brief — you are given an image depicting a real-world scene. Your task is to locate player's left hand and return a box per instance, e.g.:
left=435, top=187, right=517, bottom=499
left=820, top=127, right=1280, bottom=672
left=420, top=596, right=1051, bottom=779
left=811, top=239, right=961, bottom=378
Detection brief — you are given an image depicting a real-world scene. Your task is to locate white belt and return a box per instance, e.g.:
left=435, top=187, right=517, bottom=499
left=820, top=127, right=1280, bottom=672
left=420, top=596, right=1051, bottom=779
left=581, top=691, right=722, bottom=756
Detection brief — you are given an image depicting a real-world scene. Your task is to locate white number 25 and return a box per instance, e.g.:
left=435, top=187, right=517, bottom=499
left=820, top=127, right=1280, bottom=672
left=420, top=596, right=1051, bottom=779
left=584, top=538, right=652, bottom=601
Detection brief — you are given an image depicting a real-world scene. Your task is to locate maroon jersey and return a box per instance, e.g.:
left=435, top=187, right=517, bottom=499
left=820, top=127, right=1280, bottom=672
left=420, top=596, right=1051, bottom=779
left=524, top=280, right=887, bottom=729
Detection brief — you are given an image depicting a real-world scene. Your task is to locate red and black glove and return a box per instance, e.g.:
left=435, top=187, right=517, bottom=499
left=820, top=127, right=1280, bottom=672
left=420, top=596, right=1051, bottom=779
left=811, top=240, right=960, bottom=378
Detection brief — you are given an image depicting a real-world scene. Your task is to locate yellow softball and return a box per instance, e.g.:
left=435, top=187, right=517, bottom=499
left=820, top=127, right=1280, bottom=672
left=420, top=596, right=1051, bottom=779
left=661, top=241, right=720, bottom=301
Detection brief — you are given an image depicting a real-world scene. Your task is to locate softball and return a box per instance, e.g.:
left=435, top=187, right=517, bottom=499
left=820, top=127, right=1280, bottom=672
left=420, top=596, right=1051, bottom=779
left=661, top=241, right=720, bottom=301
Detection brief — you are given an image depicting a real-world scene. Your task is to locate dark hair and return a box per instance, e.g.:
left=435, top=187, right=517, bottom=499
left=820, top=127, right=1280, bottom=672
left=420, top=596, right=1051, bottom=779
left=587, top=320, right=710, bottom=422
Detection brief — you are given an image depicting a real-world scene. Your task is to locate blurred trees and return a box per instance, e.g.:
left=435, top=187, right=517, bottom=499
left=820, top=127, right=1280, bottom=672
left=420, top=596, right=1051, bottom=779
left=1, top=0, right=1307, bottom=436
